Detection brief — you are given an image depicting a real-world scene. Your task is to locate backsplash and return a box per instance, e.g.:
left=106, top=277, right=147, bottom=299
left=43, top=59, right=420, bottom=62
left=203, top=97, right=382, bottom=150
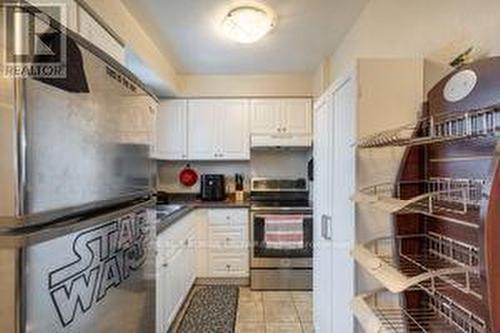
left=157, top=150, right=311, bottom=193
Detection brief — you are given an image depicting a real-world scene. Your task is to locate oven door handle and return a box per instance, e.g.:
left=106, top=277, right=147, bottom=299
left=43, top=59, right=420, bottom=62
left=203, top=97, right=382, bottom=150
left=321, top=214, right=332, bottom=240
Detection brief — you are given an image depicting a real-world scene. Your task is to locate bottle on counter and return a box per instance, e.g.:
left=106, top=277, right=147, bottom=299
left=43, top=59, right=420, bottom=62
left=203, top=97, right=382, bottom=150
left=235, top=173, right=245, bottom=202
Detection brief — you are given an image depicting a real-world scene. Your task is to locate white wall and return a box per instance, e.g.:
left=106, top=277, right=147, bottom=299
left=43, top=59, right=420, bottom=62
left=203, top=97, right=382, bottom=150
left=179, top=74, right=313, bottom=97
left=317, top=0, right=500, bottom=92
left=355, top=59, right=426, bottom=295
left=312, top=59, right=331, bottom=98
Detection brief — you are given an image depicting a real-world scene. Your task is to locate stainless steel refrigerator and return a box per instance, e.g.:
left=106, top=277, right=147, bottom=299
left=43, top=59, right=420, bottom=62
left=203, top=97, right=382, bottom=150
left=0, top=7, right=158, bottom=333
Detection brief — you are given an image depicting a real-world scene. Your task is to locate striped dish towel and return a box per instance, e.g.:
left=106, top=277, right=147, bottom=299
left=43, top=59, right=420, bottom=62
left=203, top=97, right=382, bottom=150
left=263, top=215, right=304, bottom=250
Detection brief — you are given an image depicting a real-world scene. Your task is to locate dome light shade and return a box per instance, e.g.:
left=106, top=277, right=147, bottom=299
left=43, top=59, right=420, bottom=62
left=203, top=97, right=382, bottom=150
left=221, top=6, right=275, bottom=44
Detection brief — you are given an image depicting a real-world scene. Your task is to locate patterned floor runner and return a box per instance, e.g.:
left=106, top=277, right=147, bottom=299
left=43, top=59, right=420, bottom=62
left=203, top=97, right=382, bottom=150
left=176, top=285, right=239, bottom=333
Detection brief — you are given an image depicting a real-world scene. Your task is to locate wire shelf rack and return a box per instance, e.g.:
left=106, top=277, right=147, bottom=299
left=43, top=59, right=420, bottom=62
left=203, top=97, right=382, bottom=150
left=351, top=232, right=481, bottom=297
left=352, top=289, right=487, bottom=333
left=355, top=108, right=500, bottom=148
left=352, top=178, right=485, bottom=227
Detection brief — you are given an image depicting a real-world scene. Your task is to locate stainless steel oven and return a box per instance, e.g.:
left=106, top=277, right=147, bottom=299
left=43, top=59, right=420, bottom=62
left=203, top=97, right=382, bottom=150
left=250, top=178, right=313, bottom=290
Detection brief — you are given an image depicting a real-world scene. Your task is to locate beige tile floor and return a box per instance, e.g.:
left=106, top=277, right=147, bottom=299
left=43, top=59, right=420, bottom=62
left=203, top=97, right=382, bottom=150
left=236, top=288, right=313, bottom=333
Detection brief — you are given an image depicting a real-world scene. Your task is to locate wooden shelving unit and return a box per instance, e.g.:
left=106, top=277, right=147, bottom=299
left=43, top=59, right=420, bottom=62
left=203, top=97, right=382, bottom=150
left=351, top=57, right=500, bottom=332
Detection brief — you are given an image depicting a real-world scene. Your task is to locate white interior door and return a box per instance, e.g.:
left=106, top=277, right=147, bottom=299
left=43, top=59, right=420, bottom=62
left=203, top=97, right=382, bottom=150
left=313, top=72, right=356, bottom=333
left=313, top=94, right=334, bottom=333
left=330, top=75, right=356, bottom=333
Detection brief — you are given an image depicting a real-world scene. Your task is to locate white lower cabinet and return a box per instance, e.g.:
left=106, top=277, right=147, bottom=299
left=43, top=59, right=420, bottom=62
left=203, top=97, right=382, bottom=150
left=156, top=213, right=196, bottom=333
left=157, top=208, right=249, bottom=332
left=197, top=208, right=249, bottom=278
left=207, top=209, right=249, bottom=278
left=208, top=251, right=249, bottom=277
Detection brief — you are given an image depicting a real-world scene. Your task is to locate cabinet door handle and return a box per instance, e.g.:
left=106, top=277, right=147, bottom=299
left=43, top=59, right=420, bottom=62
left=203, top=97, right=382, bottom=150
left=283, top=127, right=287, bottom=132
left=162, top=262, right=168, bottom=268
left=277, top=127, right=281, bottom=132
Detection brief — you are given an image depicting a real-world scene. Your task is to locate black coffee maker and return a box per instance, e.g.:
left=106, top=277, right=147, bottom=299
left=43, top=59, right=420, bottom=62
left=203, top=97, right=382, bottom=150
left=200, top=174, right=226, bottom=201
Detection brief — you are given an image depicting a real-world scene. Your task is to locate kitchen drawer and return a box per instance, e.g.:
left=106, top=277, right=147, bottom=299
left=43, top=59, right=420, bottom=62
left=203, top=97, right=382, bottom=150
left=208, top=226, right=248, bottom=250
left=208, top=209, right=248, bottom=226
left=208, top=224, right=246, bottom=235
left=208, top=251, right=249, bottom=277
left=157, top=213, right=196, bottom=261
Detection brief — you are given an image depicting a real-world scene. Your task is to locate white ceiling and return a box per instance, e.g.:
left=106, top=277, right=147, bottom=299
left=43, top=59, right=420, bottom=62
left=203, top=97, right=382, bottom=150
left=121, top=0, right=368, bottom=75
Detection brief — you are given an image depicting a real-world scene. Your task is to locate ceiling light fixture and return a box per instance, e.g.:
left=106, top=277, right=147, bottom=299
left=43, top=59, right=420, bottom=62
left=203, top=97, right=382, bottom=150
left=221, top=6, right=276, bottom=44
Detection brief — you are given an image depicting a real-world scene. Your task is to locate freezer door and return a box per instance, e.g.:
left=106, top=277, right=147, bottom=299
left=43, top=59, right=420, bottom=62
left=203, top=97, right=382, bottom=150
left=1, top=21, right=157, bottom=224
left=22, top=38, right=156, bottom=216
left=22, top=201, right=156, bottom=333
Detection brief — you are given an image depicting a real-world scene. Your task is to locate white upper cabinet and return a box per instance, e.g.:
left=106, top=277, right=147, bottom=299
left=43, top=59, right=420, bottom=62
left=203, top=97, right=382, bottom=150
left=28, top=1, right=125, bottom=64
left=188, top=99, right=250, bottom=161
left=250, top=99, right=282, bottom=134
left=188, top=100, right=219, bottom=160
left=27, top=0, right=79, bottom=31
left=218, top=99, right=250, bottom=160
left=282, top=99, right=312, bottom=135
left=77, top=6, right=125, bottom=64
left=115, top=95, right=157, bottom=147
left=154, top=100, right=188, bottom=160
left=250, top=98, right=312, bottom=136
left=250, top=98, right=312, bottom=147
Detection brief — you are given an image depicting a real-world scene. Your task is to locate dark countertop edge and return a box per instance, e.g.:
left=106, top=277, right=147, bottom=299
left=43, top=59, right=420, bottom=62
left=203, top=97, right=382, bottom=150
left=156, top=201, right=251, bottom=234
left=156, top=206, right=195, bottom=234
left=188, top=202, right=251, bottom=209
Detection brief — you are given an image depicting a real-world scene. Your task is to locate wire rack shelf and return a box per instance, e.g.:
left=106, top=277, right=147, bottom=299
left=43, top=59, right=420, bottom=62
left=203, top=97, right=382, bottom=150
left=351, top=232, right=481, bottom=297
left=355, top=108, right=500, bottom=148
left=352, top=288, right=487, bottom=333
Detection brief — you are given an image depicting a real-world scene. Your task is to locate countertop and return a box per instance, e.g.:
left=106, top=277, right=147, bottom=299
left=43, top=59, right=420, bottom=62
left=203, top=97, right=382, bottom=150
left=156, top=199, right=250, bottom=234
